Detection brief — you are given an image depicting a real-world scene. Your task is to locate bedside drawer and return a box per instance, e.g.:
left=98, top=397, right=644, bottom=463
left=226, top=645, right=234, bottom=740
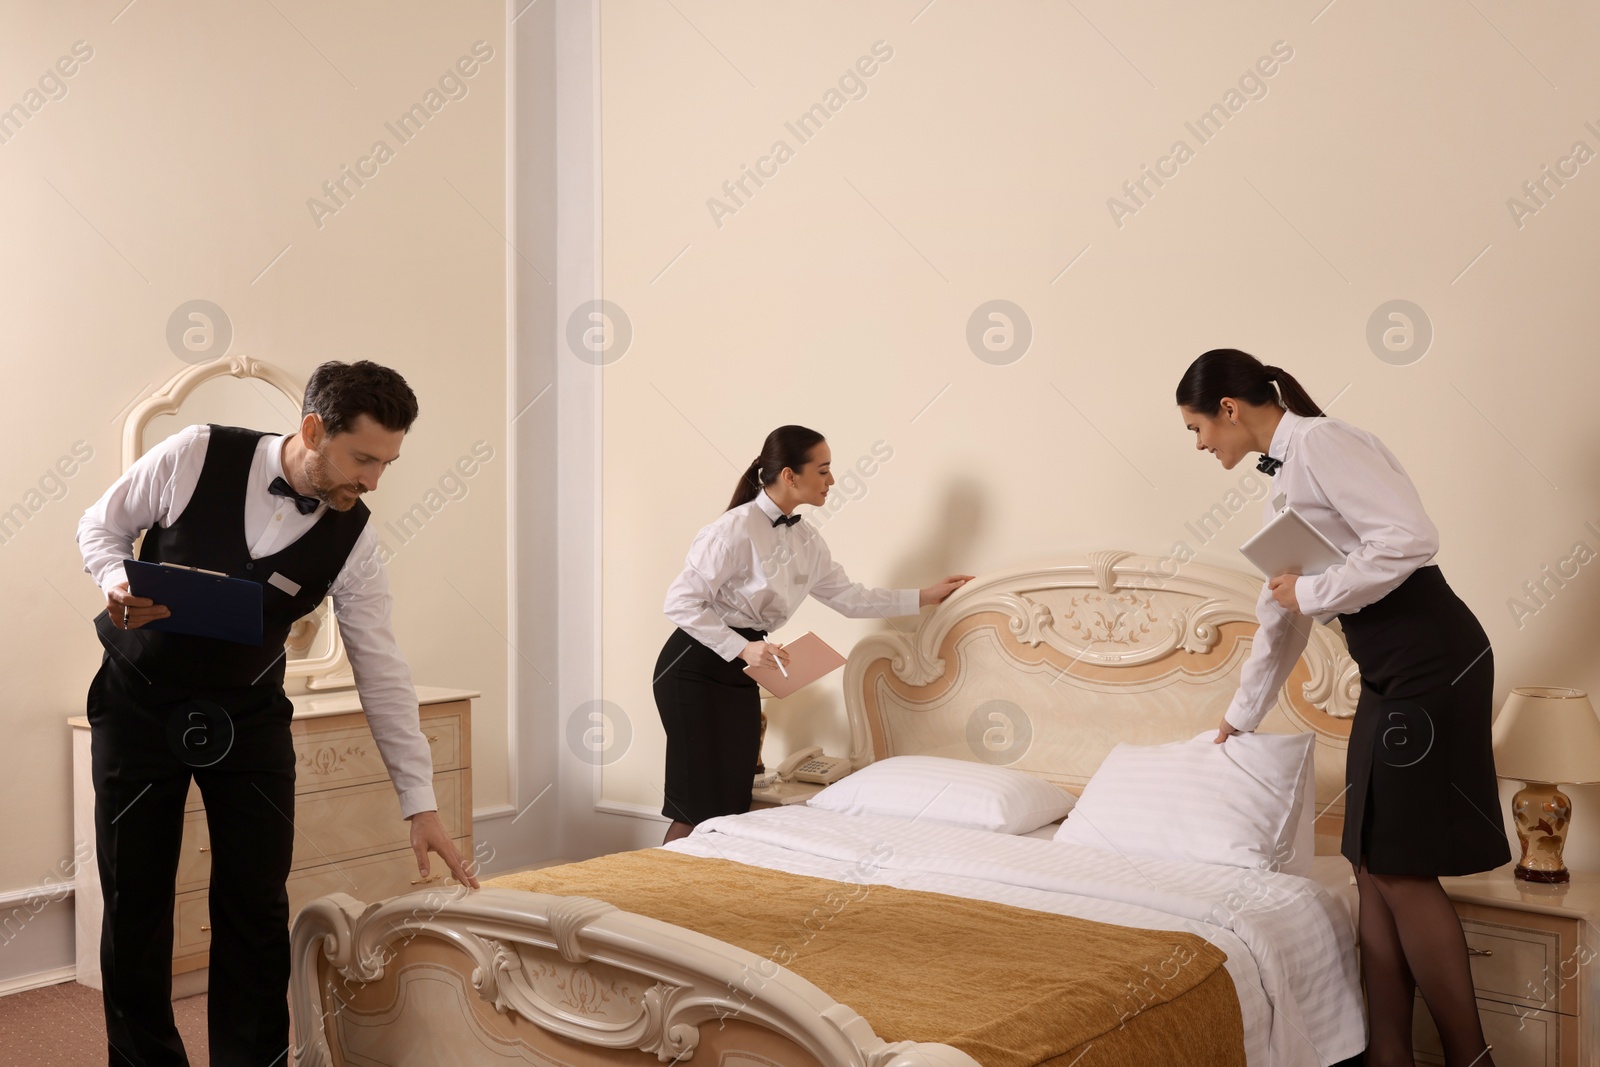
left=1455, top=902, right=1583, bottom=1016
left=1414, top=992, right=1577, bottom=1067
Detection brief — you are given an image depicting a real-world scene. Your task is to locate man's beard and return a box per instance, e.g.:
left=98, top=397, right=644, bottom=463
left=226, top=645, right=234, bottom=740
left=303, top=450, right=360, bottom=512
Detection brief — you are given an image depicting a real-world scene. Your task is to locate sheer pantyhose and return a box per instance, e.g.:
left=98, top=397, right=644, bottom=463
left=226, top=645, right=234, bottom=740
left=1355, top=863, right=1496, bottom=1067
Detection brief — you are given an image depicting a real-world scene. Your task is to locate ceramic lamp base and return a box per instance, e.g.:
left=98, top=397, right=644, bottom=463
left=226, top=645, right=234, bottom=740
left=1511, top=781, right=1572, bottom=884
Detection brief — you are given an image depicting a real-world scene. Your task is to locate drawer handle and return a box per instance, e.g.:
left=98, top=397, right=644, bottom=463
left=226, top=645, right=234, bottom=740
left=199, top=925, right=211, bottom=932
left=1468, top=947, right=1494, bottom=958
left=427, top=734, right=439, bottom=742
left=198, top=846, right=210, bottom=853
left=410, top=873, right=442, bottom=885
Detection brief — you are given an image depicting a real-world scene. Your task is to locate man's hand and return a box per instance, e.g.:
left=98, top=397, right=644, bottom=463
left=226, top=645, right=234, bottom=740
left=409, top=810, right=479, bottom=888
left=1267, top=573, right=1301, bottom=614
left=106, top=580, right=170, bottom=630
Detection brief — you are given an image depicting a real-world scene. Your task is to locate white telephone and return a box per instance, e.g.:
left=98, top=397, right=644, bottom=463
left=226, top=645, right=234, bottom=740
left=774, top=746, right=851, bottom=785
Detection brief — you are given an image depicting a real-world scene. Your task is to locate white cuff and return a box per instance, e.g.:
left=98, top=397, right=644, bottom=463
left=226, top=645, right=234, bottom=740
left=397, top=785, right=439, bottom=820
left=99, top=562, right=129, bottom=594
left=715, top=629, right=752, bottom=662
left=1224, top=700, right=1266, bottom=734
left=1296, top=573, right=1331, bottom=617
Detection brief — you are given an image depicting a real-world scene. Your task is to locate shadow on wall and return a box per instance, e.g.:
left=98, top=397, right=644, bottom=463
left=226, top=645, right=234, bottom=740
left=884, top=475, right=986, bottom=624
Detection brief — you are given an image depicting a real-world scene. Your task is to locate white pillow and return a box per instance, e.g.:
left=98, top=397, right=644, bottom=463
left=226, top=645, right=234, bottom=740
left=1053, top=731, right=1316, bottom=874
left=807, top=755, right=1075, bottom=834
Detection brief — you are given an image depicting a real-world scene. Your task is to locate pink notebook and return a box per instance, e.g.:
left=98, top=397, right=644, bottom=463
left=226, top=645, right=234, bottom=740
left=742, top=632, right=846, bottom=698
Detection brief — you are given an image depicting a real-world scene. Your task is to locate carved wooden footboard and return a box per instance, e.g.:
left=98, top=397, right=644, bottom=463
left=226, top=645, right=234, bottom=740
left=290, top=887, right=980, bottom=1067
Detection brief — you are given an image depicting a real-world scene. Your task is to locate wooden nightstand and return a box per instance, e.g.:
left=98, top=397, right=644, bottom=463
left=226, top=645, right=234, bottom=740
left=1412, top=865, right=1599, bottom=1066
left=750, top=779, right=825, bottom=809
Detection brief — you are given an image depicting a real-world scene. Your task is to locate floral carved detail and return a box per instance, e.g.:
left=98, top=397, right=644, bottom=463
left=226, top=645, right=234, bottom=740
left=301, top=744, right=367, bottom=776
left=520, top=956, right=642, bottom=1017
left=1060, top=591, right=1156, bottom=645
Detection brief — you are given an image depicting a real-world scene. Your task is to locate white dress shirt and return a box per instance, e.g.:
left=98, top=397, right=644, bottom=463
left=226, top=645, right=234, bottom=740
left=663, top=489, right=921, bottom=661
left=1225, top=410, right=1440, bottom=732
left=76, top=425, right=438, bottom=817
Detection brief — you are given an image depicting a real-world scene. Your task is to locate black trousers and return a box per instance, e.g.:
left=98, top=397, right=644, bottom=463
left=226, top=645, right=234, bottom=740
left=87, top=655, right=297, bottom=1067
left=653, top=626, right=765, bottom=825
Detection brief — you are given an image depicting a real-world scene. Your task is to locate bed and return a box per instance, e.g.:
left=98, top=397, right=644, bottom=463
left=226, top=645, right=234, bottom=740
left=289, top=552, right=1366, bottom=1066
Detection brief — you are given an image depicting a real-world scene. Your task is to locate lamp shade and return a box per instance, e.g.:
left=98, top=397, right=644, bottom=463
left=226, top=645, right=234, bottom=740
left=1492, top=687, right=1600, bottom=785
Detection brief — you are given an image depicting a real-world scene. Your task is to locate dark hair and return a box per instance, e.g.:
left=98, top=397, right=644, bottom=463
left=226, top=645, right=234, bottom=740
left=303, top=360, right=419, bottom=436
left=1174, top=349, right=1322, bottom=419
left=727, top=425, right=825, bottom=511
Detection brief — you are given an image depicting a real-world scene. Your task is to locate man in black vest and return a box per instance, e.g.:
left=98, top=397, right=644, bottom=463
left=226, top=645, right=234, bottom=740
left=77, top=361, right=477, bottom=1066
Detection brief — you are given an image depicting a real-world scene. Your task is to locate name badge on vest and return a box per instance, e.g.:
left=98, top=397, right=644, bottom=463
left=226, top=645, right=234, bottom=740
left=267, top=572, right=302, bottom=597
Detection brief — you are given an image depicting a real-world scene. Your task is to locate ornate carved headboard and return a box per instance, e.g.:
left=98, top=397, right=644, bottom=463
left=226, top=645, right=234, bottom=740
left=842, top=551, right=1357, bottom=849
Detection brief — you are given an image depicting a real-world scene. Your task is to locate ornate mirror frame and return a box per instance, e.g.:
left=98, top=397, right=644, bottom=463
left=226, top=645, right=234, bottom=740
left=122, top=355, right=354, bottom=691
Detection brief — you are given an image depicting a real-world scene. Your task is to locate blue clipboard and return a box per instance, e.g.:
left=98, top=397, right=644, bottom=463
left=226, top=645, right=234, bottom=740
left=124, top=559, right=264, bottom=646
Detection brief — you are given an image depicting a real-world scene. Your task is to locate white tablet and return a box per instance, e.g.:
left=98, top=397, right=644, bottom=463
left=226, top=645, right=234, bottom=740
left=1239, top=506, right=1346, bottom=578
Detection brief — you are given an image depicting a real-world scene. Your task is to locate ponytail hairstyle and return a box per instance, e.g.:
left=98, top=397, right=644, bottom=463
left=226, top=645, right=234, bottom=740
left=727, top=425, right=826, bottom=511
left=1174, top=349, right=1323, bottom=419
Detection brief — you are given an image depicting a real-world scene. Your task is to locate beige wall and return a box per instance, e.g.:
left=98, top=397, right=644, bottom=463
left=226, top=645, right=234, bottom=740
left=598, top=3, right=1600, bottom=869
left=0, top=0, right=509, bottom=962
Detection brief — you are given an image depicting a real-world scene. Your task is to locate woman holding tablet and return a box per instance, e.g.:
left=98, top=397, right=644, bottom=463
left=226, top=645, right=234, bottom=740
left=1177, top=349, right=1506, bottom=1067
left=655, top=424, right=971, bottom=844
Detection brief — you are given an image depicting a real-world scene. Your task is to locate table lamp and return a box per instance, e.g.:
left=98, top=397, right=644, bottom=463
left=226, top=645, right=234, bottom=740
left=1491, top=686, right=1600, bottom=883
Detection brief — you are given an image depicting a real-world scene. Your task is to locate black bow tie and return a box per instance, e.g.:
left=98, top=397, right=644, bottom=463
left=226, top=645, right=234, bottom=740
left=771, top=513, right=802, bottom=528
left=269, top=476, right=322, bottom=515
left=1256, top=455, right=1283, bottom=476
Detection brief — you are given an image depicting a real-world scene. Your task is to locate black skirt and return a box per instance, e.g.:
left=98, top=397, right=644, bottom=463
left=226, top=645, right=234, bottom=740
left=653, top=625, right=765, bottom=825
left=1338, top=566, right=1511, bottom=876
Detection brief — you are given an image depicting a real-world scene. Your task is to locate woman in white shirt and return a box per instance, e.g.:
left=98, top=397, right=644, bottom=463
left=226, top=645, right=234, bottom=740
left=656, top=424, right=971, bottom=844
left=1177, top=349, right=1506, bottom=1067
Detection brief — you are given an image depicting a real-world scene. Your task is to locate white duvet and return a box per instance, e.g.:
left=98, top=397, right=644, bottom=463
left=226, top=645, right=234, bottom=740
left=669, top=805, right=1365, bottom=1067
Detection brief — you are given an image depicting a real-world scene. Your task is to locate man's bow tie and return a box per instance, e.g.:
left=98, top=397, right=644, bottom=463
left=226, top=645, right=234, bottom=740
left=771, top=513, right=802, bottom=528
left=269, top=476, right=322, bottom=515
left=1256, top=455, right=1283, bottom=476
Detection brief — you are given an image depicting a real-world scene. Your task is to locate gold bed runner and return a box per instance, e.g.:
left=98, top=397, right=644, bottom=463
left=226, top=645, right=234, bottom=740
left=487, top=850, right=1245, bottom=1067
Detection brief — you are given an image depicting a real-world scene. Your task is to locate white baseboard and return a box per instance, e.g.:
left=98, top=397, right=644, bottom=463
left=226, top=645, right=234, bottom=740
left=592, top=800, right=668, bottom=821
left=0, top=964, right=75, bottom=997
left=0, top=886, right=77, bottom=995
left=471, top=803, right=517, bottom=823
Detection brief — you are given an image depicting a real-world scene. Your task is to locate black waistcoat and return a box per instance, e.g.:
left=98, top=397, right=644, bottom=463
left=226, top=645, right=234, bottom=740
left=95, top=425, right=370, bottom=700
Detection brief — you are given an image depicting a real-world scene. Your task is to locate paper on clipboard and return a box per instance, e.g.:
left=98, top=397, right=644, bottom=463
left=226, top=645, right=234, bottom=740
left=742, top=631, right=846, bottom=698
left=1238, top=506, right=1346, bottom=579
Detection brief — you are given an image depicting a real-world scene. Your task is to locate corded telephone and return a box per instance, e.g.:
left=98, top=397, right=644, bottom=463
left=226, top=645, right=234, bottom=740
left=774, top=746, right=850, bottom=785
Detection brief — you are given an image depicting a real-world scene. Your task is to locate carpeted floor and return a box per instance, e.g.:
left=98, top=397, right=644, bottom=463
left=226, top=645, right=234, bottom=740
left=0, top=981, right=209, bottom=1066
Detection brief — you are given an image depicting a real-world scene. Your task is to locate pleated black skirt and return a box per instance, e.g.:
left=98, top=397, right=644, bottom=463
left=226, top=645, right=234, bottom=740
left=653, top=625, right=765, bottom=825
left=1338, top=566, right=1511, bottom=876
